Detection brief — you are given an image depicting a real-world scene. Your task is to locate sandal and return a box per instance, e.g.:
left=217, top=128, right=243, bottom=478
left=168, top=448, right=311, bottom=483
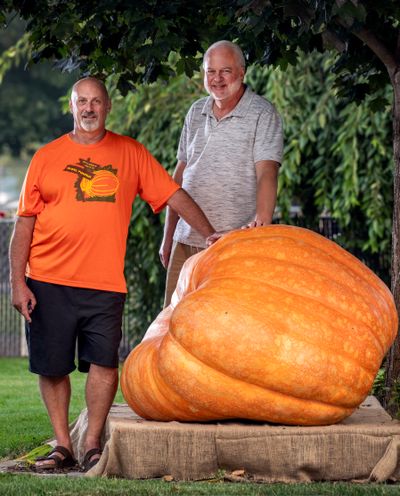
left=34, top=445, right=76, bottom=472
left=82, top=448, right=102, bottom=472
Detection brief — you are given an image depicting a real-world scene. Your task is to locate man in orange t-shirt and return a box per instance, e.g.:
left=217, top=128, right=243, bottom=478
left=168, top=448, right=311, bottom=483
left=9, top=77, right=219, bottom=472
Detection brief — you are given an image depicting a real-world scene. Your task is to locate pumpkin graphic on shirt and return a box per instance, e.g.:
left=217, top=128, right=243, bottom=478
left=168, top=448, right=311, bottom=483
left=64, top=158, right=119, bottom=202
left=80, top=169, right=120, bottom=198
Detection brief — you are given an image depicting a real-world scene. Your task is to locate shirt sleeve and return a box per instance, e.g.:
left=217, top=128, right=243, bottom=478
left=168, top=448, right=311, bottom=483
left=17, top=153, right=45, bottom=217
left=253, top=106, right=284, bottom=165
left=137, top=144, right=180, bottom=213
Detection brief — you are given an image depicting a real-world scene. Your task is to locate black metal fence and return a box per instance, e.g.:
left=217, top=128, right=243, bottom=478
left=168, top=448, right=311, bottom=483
left=0, top=217, right=392, bottom=358
left=315, top=215, right=391, bottom=286
left=0, top=219, right=23, bottom=356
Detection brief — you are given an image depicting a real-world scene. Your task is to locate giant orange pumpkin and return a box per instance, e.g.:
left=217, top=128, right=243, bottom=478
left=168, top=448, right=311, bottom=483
left=121, top=226, right=398, bottom=425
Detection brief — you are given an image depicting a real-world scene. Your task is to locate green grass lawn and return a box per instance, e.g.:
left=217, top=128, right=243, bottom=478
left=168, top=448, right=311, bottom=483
left=0, top=357, right=399, bottom=495
left=1, top=475, right=400, bottom=496
left=0, top=357, right=124, bottom=459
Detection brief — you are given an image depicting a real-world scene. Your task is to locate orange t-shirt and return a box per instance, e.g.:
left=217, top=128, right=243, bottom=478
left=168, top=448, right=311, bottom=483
left=18, top=131, right=180, bottom=292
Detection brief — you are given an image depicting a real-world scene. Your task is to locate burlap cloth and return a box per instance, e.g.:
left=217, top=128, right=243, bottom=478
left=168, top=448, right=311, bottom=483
left=69, top=396, right=400, bottom=482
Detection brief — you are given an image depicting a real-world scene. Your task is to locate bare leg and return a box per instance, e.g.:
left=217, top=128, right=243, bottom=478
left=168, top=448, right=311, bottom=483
left=84, top=364, right=118, bottom=465
left=36, top=375, right=73, bottom=468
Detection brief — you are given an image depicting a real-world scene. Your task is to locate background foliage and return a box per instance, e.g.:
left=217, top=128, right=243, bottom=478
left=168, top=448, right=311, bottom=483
left=105, top=51, right=393, bottom=347
left=247, top=53, right=393, bottom=255
left=106, top=72, right=206, bottom=351
left=0, top=10, right=394, bottom=350
left=1, top=0, right=400, bottom=413
left=0, top=17, right=75, bottom=156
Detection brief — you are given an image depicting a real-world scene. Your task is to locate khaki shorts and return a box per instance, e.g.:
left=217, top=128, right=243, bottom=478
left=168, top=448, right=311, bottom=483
left=163, top=241, right=205, bottom=307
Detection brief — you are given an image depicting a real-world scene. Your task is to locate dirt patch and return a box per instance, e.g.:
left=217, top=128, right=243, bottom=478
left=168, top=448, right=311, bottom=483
left=0, top=459, right=84, bottom=477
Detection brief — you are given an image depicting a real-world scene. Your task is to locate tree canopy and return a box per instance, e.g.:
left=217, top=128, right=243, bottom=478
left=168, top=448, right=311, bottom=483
left=1, top=1, right=398, bottom=100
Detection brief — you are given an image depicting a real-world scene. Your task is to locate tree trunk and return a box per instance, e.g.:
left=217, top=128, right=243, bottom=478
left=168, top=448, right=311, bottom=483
left=384, top=71, right=400, bottom=415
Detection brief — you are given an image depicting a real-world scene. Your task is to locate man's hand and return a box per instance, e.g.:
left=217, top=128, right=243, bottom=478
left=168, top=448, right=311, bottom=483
left=206, top=231, right=229, bottom=246
left=159, top=236, right=173, bottom=268
left=11, top=281, right=36, bottom=323
left=242, top=216, right=271, bottom=229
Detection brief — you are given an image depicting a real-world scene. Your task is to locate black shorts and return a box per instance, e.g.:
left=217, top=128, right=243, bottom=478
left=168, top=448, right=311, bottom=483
left=25, top=278, right=126, bottom=376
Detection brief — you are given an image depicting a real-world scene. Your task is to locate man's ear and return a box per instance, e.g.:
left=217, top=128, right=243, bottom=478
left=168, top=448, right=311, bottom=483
left=69, top=100, right=73, bottom=114
left=107, top=100, right=112, bottom=114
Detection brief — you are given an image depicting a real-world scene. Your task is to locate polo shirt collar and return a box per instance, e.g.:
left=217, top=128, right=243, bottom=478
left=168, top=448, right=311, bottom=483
left=201, top=85, right=254, bottom=118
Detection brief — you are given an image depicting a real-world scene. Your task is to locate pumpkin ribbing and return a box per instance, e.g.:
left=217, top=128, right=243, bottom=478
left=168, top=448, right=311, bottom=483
left=121, top=226, right=397, bottom=425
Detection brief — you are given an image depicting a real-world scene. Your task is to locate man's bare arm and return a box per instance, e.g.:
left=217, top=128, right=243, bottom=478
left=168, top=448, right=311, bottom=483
left=167, top=188, right=216, bottom=240
left=9, top=216, right=37, bottom=322
left=159, top=160, right=187, bottom=268
left=246, top=160, right=279, bottom=228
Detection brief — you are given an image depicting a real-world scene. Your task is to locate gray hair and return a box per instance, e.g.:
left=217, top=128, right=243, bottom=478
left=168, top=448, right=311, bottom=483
left=203, top=41, right=246, bottom=69
left=71, top=77, right=110, bottom=100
